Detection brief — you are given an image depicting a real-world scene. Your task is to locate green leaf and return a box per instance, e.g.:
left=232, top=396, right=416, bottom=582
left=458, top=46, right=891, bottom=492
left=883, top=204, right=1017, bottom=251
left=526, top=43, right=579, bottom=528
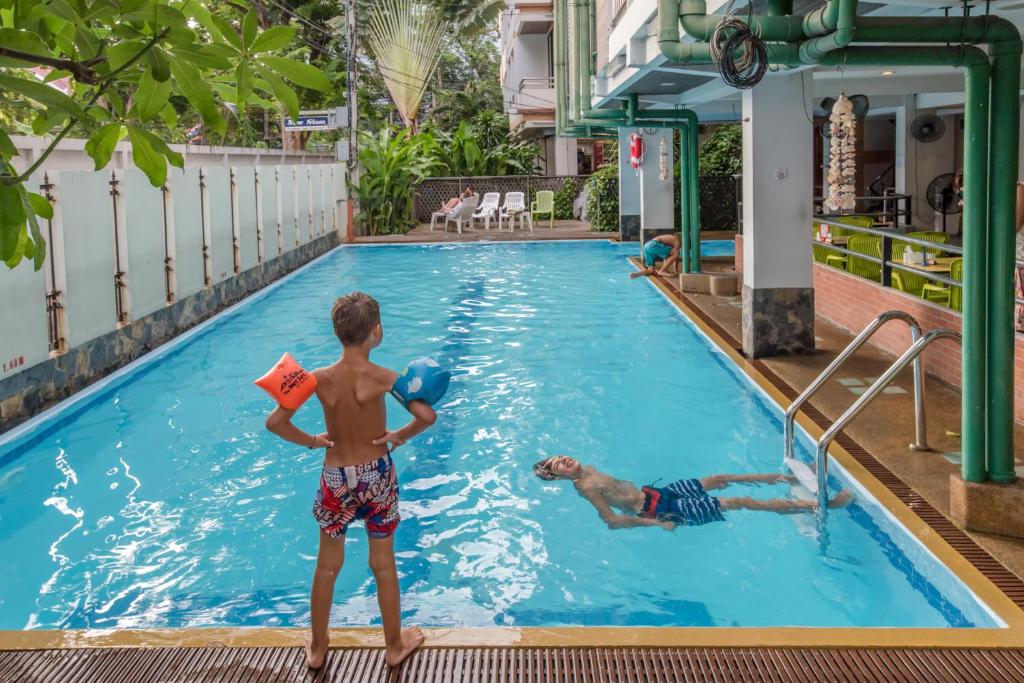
left=135, top=67, right=170, bottom=120
left=241, top=9, right=257, bottom=50
left=121, top=5, right=187, bottom=28
left=127, top=125, right=166, bottom=187
left=159, top=102, right=178, bottom=128
left=140, top=130, right=184, bottom=170
left=105, top=40, right=148, bottom=71
left=27, top=210, right=45, bottom=270
left=170, top=59, right=226, bottom=136
left=235, top=61, right=252, bottom=113
left=258, top=56, right=331, bottom=91
left=84, top=123, right=125, bottom=170
left=148, top=47, right=171, bottom=82
left=0, top=73, right=88, bottom=119
left=31, top=111, right=68, bottom=136
left=207, top=13, right=243, bottom=51
left=250, top=26, right=296, bottom=53
left=170, top=46, right=232, bottom=70
left=258, top=68, right=299, bottom=120
left=0, top=28, right=53, bottom=66
left=27, top=191, right=53, bottom=220
left=0, top=183, right=27, bottom=262
left=74, top=25, right=101, bottom=58
left=0, top=129, right=18, bottom=159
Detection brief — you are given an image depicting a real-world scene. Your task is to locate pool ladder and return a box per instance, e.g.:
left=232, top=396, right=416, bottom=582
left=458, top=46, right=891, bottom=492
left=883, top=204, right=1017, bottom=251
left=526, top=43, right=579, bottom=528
left=782, top=310, right=962, bottom=511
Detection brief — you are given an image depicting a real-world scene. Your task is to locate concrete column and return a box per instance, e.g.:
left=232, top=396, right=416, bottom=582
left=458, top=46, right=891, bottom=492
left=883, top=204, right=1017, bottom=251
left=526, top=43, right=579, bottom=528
left=639, top=128, right=675, bottom=244
left=741, top=71, right=815, bottom=358
left=618, top=127, right=641, bottom=240
left=552, top=136, right=578, bottom=176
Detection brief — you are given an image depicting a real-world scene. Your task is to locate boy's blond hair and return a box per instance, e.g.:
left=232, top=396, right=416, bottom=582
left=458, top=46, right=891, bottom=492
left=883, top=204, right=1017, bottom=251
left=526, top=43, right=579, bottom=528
left=332, top=292, right=380, bottom=346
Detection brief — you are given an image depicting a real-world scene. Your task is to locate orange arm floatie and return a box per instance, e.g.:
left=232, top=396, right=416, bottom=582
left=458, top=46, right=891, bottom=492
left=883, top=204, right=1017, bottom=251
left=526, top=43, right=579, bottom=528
left=254, top=352, right=318, bottom=410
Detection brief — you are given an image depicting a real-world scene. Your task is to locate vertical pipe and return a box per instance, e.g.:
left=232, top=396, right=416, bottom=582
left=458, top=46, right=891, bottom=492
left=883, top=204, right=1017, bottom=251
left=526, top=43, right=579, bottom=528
left=961, top=59, right=991, bottom=483
left=686, top=114, right=701, bottom=273
left=680, top=128, right=692, bottom=272
left=986, top=49, right=1021, bottom=483
left=572, top=0, right=582, bottom=120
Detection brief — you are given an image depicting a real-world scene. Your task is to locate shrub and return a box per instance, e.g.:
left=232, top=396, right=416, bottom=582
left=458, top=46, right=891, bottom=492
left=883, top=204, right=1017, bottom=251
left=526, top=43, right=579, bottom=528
left=354, top=128, right=440, bottom=235
left=553, top=178, right=576, bottom=220
left=699, top=124, right=741, bottom=176
left=585, top=162, right=619, bottom=232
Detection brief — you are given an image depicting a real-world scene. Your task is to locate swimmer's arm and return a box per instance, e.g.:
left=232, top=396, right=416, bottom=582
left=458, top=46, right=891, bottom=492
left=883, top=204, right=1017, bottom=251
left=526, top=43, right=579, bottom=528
left=265, top=406, right=333, bottom=449
left=658, top=242, right=680, bottom=274
left=371, top=369, right=437, bottom=449
left=578, top=487, right=663, bottom=530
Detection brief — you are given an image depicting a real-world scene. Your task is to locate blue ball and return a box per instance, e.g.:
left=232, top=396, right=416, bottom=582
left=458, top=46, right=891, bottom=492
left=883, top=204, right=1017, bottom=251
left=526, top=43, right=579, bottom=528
left=391, top=357, right=451, bottom=407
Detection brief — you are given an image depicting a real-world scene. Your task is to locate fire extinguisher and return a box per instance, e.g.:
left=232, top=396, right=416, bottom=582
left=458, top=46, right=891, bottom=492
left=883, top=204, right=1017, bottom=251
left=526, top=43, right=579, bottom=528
left=628, top=132, right=644, bottom=173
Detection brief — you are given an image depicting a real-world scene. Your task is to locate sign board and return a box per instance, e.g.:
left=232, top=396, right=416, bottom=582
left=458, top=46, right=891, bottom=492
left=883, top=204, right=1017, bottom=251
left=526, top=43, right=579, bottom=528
left=283, top=107, right=349, bottom=132
left=335, top=141, right=350, bottom=162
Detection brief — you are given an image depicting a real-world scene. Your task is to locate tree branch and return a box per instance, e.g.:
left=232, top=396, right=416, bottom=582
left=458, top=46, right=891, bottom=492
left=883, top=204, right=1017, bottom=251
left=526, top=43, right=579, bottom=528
left=0, top=47, right=102, bottom=84
left=1, top=28, right=172, bottom=186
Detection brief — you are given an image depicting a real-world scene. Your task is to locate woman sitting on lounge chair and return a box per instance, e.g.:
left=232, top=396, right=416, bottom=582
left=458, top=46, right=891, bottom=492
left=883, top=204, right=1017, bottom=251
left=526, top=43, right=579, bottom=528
left=440, top=186, right=477, bottom=213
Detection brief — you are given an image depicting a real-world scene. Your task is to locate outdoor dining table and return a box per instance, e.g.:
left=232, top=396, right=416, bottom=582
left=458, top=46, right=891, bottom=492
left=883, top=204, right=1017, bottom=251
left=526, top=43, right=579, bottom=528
left=816, top=236, right=849, bottom=246
left=902, top=261, right=952, bottom=274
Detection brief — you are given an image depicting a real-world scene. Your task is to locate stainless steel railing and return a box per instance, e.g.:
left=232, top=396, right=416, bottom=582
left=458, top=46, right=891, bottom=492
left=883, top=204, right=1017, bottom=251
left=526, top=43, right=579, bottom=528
left=783, top=310, right=929, bottom=472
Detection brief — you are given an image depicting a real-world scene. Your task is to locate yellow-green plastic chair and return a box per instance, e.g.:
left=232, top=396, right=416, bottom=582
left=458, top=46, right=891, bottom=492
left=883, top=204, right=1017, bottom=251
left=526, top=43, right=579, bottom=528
left=890, top=237, right=929, bottom=297
left=906, top=230, right=949, bottom=257
left=813, top=222, right=853, bottom=269
left=921, top=258, right=963, bottom=310
left=846, top=234, right=882, bottom=281
left=531, top=190, right=555, bottom=229
left=836, top=215, right=875, bottom=230
left=821, top=216, right=872, bottom=269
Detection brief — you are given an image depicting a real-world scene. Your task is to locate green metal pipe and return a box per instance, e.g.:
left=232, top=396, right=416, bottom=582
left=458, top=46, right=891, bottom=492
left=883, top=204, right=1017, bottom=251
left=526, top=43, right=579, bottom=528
left=554, top=0, right=566, bottom=134
left=819, top=46, right=990, bottom=483
left=572, top=0, right=582, bottom=120
left=679, top=0, right=803, bottom=43
left=986, top=48, right=1022, bottom=484
left=803, top=0, right=843, bottom=38
left=768, top=0, right=793, bottom=16
left=853, top=15, right=1021, bottom=46
left=800, top=0, right=858, bottom=62
left=580, top=0, right=592, bottom=115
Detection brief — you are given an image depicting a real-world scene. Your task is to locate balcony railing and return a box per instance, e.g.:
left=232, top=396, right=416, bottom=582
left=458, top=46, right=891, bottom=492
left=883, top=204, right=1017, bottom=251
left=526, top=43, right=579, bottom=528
left=519, top=77, right=555, bottom=90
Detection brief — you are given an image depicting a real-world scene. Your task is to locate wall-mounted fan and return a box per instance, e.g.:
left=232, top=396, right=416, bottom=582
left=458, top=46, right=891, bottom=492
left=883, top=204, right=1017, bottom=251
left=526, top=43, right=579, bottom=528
left=926, top=172, right=961, bottom=233
left=819, top=94, right=870, bottom=119
left=910, top=114, right=945, bottom=143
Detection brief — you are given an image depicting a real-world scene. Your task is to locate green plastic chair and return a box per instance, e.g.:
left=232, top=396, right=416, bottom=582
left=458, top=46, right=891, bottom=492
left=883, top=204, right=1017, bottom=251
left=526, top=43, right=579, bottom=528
left=921, top=258, right=963, bottom=310
left=531, top=190, right=555, bottom=229
left=905, top=230, right=949, bottom=257
left=813, top=222, right=853, bottom=269
left=835, top=215, right=875, bottom=230
left=846, top=234, right=882, bottom=281
left=890, top=237, right=928, bottom=297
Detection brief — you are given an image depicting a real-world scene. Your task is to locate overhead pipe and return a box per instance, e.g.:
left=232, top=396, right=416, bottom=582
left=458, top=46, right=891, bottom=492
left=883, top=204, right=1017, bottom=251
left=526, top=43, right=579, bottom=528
left=800, top=0, right=858, bottom=63
left=678, top=0, right=804, bottom=43
left=803, top=0, right=844, bottom=38
left=820, top=45, right=991, bottom=483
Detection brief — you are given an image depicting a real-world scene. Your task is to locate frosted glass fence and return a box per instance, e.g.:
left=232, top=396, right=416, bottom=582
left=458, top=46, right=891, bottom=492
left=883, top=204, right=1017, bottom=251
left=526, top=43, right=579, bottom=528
left=2, top=163, right=344, bottom=379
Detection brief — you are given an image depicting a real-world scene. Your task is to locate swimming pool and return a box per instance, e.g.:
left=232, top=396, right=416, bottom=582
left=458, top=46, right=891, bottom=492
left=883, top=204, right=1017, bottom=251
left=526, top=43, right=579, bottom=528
left=0, top=241, right=1001, bottom=630
left=700, top=239, right=735, bottom=257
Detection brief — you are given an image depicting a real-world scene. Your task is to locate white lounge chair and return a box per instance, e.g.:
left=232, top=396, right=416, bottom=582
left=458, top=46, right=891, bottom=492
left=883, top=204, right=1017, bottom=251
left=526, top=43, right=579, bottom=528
left=498, top=191, right=531, bottom=232
left=472, top=192, right=500, bottom=230
left=445, top=195, right=479, bottom=235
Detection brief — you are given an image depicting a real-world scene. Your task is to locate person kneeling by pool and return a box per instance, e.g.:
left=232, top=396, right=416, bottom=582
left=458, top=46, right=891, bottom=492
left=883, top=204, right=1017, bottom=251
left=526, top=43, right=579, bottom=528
left=533, top=455, right=851, bottom=530
left=630, top=233, right=681, bottom=279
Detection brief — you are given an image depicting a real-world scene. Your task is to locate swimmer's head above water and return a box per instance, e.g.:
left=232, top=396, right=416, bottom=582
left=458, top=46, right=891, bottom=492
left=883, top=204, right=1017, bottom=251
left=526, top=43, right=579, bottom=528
left=533, top=455, right=581, bottom=481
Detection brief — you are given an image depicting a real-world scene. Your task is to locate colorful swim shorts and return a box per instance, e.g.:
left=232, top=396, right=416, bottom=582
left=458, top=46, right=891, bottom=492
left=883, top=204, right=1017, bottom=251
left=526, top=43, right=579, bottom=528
left=313, top=453, right=400, bottom=539
left=640, top=478, right=725, bottom=527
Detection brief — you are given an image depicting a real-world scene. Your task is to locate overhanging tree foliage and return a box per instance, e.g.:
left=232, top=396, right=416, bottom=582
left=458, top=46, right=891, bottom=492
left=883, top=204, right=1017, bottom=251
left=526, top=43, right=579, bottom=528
left=0, top=0, right=331, bottom=271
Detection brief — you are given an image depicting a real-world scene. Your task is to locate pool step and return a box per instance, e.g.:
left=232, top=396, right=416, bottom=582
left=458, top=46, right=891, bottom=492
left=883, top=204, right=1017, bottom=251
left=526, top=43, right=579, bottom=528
left=678, top=271, right=738, bottom=296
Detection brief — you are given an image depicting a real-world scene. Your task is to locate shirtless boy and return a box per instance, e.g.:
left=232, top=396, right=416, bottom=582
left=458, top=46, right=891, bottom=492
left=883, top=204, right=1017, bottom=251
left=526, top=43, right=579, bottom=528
left=630, top=233, right=682, bottom=278
left=533, top=455, right=851, bottom=530
left=266, top=292, right=436, bottom=669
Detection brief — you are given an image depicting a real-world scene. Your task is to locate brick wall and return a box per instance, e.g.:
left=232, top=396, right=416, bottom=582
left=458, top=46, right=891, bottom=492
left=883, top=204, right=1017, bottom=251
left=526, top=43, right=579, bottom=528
left=812, top=263, right=1024, bottom=423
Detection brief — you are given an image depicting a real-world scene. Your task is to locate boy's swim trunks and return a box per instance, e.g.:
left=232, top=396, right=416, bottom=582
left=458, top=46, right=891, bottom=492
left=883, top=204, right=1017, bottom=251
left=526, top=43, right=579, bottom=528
left=643, top=239, right=672, bottom=265
left=313, top=453, right=399, bottom=539
left=639, top=478, right=725, bottom=527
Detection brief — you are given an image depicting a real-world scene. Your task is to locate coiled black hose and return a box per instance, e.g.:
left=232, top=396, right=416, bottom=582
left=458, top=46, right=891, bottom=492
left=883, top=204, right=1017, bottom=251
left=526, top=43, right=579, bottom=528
left=710, top=15, right=768, bottom=90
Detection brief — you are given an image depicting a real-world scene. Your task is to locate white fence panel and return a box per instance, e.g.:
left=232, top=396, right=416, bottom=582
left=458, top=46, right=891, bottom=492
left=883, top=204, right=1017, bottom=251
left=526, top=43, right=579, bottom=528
left=311, top=165, right=325, bottom=236
left=234, top=167, right=260, bottom=270
left=278, top=166, right=297, bottom=248
left=204, top=167, right=234, bottom=283
left=122, top=169, right=167, bottom=319
left=170, top=169, right=205, bottom=299
left=0, top=176, right=50, bottom=378
left=60, top=171, right=117, bottom=348
left=262, top=167, right=282, bottom=257
left=294, top=166, right=311, bottom=244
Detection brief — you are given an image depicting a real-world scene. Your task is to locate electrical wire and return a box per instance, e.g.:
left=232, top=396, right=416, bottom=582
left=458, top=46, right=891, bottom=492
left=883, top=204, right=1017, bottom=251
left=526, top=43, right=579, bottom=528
left=710, top=0, right=768, bottom=89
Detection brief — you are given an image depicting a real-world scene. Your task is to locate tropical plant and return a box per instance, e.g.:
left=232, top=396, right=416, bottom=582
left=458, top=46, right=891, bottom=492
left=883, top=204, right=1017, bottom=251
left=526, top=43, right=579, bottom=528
left=432, top=120, right=538, bottom=176
left=0, top=1, right=331, bottom=271
left=552, top=178, right=576, bottom=220
left=432, top=0, right=506, bottom=36
left=699, top=124, right=741, bottom=176
left=353, top=127, right=440, bottom=235
left=585, top=162, right=619, bottom=232
left=426, top=29, right=504, bottom=131
left=364, top=0, right=448, bottom=129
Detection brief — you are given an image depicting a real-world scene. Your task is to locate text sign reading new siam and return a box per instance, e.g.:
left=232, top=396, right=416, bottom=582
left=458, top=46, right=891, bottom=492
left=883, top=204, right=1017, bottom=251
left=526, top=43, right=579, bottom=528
left=282, top=107, right=349, bottom=132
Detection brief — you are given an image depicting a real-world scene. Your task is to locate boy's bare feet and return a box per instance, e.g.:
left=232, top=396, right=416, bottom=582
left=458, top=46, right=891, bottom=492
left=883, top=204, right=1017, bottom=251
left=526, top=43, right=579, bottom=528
left=629, top=270, right=647, bottom=279
left=827, top=490, right=853, bottom=509
left=385, top=626, right=425, bottom=668
left=305, top=638, right=329, bottom=669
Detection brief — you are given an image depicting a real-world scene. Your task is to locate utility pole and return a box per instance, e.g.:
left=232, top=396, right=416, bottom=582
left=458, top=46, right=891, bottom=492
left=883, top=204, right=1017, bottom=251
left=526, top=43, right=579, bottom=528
left=344, top=0, right=358, bottom=230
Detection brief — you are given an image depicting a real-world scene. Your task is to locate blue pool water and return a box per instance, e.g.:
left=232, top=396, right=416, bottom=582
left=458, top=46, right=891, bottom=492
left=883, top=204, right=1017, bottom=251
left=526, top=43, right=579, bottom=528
left=700, top=239, right=735, bottom=257
left=0, top=241, right=999, bottom=630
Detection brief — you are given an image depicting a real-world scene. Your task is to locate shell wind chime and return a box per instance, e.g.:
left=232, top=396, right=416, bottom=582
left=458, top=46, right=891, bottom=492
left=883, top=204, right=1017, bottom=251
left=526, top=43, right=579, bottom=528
left=825, top=94, right=857, bottom=213
left=659, top=136, right=670, bottom=181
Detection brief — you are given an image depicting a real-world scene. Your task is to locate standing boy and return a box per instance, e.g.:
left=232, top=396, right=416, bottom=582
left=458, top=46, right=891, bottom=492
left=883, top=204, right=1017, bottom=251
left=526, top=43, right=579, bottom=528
left=265, top=292, right=436, bottom=669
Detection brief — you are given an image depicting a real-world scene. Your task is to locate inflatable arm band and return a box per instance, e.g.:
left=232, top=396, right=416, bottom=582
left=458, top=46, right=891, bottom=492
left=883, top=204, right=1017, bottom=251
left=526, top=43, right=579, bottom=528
left=254, top=352, right=317, bottom=410
left=390, top=357, right=451, bottom=407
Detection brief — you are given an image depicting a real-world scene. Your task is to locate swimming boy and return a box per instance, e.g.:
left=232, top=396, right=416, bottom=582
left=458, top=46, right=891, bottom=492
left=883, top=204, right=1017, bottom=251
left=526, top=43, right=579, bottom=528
left=533, top=455, right=851, bottom=530
left=265, top=292, right=436, bottom=669
left=630, top=233, right=682, bottom=278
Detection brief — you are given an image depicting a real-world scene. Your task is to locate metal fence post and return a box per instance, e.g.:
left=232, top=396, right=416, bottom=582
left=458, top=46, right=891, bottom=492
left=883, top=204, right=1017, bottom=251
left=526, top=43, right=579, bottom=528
left=880, top=233, right=892, bottom=286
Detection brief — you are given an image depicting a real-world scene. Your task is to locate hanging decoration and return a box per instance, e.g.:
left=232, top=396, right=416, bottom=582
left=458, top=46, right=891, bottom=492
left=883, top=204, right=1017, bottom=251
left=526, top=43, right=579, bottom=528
left=825, top=94, right=857, bottom=213
left=658, top=136, right=670, bottom=181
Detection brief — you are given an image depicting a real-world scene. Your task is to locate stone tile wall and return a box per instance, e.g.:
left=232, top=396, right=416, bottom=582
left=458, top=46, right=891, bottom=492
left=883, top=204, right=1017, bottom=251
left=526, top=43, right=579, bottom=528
left=0, top=233, right=340, bottom=434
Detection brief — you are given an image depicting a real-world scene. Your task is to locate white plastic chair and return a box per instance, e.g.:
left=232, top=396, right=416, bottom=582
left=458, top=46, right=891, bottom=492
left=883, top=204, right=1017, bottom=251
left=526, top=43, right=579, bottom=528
left=472, top=192, right=500, bottom=230
left=498, top=192, right=531, bottom=232
left=444, top=195, right=479, bottom=234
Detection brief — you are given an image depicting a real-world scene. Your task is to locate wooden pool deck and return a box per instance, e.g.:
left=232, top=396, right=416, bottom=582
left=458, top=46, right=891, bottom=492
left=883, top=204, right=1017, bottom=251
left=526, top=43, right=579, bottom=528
left=4, top=645, right=1024, bottom=682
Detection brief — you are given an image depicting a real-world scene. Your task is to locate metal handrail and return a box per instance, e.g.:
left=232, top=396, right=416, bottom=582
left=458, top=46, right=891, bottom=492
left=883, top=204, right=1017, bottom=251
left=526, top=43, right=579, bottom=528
left=783, top=310, right=928, bottom=469
left=813, top=328, right=962, bottom=511
left=814, top=217, right=964, bottom=255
